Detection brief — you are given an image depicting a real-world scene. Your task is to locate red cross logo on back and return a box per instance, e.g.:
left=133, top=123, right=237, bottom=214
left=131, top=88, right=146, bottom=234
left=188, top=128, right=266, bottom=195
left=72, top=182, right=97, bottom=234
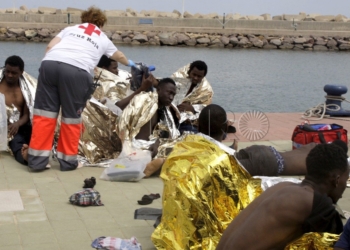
left=78, top=24, right=101, bottom=36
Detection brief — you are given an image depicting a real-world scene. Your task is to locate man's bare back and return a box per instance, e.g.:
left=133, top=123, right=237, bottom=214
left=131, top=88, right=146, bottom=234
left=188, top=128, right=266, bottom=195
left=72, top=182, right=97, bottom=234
left=217, top=182, right=314, bottom=250
left=280, top=143, right=317, bottom=175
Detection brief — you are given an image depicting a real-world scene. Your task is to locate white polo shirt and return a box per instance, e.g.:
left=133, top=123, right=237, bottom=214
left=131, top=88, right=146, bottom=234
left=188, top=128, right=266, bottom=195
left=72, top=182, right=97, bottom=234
left=43, top=23, right=117, bottom=74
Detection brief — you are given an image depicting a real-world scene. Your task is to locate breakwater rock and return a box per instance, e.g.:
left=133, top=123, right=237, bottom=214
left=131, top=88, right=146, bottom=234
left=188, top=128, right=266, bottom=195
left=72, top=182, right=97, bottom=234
left=1, top=27, right=350, bottom=51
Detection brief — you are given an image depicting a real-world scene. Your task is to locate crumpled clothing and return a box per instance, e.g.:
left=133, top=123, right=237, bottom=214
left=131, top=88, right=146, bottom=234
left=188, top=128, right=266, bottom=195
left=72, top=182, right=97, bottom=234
left=91, top=236, right=142, bottom=250
left=69, top=188, right=103, bottom=206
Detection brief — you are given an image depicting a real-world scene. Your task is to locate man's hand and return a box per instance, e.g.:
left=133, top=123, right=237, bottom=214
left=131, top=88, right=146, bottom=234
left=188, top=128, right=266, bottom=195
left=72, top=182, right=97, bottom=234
left=177, top=102, right=195, bottom=113
left=140, top=74, right=157, bottom=91
left=8, top=122, right=20, bottom=137
left=148, top=140, right=160, bottom=158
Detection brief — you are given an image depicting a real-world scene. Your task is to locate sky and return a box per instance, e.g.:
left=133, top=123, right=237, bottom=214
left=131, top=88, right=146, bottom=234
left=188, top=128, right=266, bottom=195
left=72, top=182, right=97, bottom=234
left=3, top=0, right=350, bottom=17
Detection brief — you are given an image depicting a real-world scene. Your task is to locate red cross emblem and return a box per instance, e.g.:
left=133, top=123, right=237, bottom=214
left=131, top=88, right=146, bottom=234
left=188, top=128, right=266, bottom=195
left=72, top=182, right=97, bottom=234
left=78, top=24, right=101, bottom=36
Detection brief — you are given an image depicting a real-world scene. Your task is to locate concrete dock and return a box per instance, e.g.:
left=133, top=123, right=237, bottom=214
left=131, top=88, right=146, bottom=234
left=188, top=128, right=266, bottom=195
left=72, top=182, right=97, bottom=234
left=0, top=112, right=349, bottom=249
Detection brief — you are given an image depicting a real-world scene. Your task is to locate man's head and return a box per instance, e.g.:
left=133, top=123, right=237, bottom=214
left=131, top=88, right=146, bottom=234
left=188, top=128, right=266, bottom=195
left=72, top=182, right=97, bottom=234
left=81, top=6, right=107, bottom=28
left=198, top=104, right=227, bottom=141
left=97, top=55, right=119, bottom=75
left=332, top=139, right=348, bottom=157
left=187, top=60, right=207, bottom=85
left=4, top=55, right=24, bottom=85
left=157, top=78, right=176, bottom=107
left=306, top=143, right=349, bottom=203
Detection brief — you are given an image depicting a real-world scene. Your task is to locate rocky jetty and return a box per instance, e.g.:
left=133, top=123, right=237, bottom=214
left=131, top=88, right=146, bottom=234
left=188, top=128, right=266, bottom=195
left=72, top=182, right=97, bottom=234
left=2, top=27, right=350, bottom=51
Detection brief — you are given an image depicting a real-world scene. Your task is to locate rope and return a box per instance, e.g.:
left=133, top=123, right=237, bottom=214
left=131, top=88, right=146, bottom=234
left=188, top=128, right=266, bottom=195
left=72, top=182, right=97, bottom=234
left=302, top=95, right=350, bottom=121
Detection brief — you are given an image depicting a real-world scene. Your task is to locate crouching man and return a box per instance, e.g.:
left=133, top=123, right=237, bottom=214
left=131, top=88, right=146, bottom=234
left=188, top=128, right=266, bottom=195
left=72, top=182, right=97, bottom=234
left=0, top=55, right=36, bottom=165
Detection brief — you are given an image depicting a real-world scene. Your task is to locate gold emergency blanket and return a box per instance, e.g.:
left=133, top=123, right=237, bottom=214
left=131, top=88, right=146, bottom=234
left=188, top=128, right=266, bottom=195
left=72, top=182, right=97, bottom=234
left=171, top=64, right=213, bottom=123
left=285, top=232, right=340, bottom=250
left=151, top=134, right=262, bottom=249
left=77, top=68, right=131, bottom=165
left=116, top=91, right=180, bottom=156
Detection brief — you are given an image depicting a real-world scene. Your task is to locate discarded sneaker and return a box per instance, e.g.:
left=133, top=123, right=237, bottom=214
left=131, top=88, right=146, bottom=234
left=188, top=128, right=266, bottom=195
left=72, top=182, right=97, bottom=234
left=83, top=176, right=96, bottom=188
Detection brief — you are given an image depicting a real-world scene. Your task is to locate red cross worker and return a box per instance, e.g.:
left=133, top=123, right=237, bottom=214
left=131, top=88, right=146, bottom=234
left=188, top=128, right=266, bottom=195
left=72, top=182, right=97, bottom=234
left=28, top=6, right=136, bottom=171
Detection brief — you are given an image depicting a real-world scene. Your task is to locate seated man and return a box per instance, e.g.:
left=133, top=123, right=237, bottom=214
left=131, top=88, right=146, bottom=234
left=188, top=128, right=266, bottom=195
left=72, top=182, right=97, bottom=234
left=97, top=55, right=119, bottom=75
left=171, top=60, right=213, bottom=134
left=217, top=143, right=348, bottom=250
left=117, top=77, right=179, bottom=158
left=0, top=55, right=36, bottom=165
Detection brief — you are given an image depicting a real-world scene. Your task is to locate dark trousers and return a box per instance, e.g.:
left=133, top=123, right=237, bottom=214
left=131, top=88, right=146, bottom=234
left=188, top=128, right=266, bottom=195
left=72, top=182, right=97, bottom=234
left=9, top=123, right=32, bottom=165
left=28, top=60, right=94, bottom=171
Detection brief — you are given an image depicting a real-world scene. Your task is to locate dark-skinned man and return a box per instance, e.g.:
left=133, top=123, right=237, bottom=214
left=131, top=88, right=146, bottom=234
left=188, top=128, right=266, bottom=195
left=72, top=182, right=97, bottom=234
left=0, top=55, right=35, bottom=165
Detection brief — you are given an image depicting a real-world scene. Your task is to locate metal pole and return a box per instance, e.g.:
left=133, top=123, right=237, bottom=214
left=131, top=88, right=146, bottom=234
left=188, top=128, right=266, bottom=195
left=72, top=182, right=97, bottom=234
left=182, top=0, right=184, bottom=18
left=223, top=13, right=225, bottom=29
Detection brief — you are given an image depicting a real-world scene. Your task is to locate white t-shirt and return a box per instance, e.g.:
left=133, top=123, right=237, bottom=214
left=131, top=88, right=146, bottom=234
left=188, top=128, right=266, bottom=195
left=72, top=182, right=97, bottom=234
left=43, top=23, right=117, bottom=74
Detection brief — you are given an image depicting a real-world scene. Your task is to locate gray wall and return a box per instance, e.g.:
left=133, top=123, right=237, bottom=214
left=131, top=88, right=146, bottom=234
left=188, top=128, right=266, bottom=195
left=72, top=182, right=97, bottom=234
left=2, top=13, right=350, bottom=36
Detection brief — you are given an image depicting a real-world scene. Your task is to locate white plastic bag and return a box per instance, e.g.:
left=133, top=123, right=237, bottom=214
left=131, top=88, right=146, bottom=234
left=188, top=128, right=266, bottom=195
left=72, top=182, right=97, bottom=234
left=100, top=142, right=151, bottom=182
left=0, top=93, right=7, bottom=151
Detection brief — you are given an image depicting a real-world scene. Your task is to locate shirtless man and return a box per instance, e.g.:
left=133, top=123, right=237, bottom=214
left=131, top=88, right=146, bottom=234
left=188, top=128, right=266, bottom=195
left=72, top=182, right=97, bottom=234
left=97, top=55, right=119, bottom=75
left=0, top=56, right=31, bottom=164
left=217, top=143, right=348, bottom=250
left=199, top=104, right=348, bottom=176
left=134, top=78, right=177, bottom=157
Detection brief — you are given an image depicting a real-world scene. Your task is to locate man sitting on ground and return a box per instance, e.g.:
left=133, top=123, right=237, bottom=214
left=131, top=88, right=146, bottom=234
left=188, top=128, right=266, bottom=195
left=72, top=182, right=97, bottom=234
left=97, top=55, right=119, bottom=75
left=217, top=143, right=348, bottom=250
left=0, top=55, right=36, bottom=165
left=171, top=60, right=213, bottom=134
left=117, top=77, right=179, bottom=158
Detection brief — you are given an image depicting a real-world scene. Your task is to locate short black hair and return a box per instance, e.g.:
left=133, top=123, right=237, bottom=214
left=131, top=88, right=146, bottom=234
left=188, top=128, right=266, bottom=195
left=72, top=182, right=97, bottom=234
left=97, top=55, right=115, bottom=68
left=306, top=143, right=348, bottom=181
left=198, top=104, right=227, bottom=137
left=188, top=60, right=207, bottom=76
left=332, top=140, right=348, bottom=156
left=157, top=77, right=176, bottom=89
left=5, top=55, right=24, bottom=71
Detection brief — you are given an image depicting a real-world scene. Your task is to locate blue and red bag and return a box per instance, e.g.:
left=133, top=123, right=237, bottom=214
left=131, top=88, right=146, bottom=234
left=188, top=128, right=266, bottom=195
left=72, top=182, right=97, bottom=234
left=292, top=123, right=348, bottom=149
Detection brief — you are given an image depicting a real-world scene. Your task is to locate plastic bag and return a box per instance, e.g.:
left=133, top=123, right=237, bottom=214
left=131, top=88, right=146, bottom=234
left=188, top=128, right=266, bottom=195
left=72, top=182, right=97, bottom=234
left=0, top=93, right=7, bottom=151
left=100, top=142, right=151, bottom=182
left=130, top=62, right=155, bottom=91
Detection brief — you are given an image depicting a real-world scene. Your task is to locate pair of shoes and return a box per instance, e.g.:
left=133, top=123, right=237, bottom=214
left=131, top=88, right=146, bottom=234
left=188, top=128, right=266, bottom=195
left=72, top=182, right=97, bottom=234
left=137, top=193, right=160, bottom=205
left=83, top=177, right=96, bottom=188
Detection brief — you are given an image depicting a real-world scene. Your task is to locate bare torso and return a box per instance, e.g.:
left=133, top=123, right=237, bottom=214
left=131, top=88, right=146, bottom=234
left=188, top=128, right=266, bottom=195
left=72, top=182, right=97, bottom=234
left=135, top=112, right=158, bottom=140
left=0, top=78, right=25, bottom=115
left=280, top=143, right=317, bottom=175
left=216, top=182, right=313, bottom=250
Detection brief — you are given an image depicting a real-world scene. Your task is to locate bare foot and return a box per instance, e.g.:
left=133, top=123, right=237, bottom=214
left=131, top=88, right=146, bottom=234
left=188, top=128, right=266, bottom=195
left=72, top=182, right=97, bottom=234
left=21, top=144, right=29, bottom=162
left=230, top=139, right=238, bottom=151
left=77, top=162, right=84, bottom=169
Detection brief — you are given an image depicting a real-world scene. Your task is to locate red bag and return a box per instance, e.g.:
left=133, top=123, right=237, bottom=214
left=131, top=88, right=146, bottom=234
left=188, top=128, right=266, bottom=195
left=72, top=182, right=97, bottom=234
left=292, top=123, right=348, bottom=149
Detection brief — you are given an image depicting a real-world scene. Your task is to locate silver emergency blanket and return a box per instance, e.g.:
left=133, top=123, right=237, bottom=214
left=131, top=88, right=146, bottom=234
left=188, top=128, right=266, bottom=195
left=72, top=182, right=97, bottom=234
left=116, top=91, right=180, bottom=158
left=77, top=68, right=131, bottom=166
left=171, top=64, right=213, bottom=123
left=0, top=68, right=37, bottom=143
left=0, top=68, right=37, bottom=124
